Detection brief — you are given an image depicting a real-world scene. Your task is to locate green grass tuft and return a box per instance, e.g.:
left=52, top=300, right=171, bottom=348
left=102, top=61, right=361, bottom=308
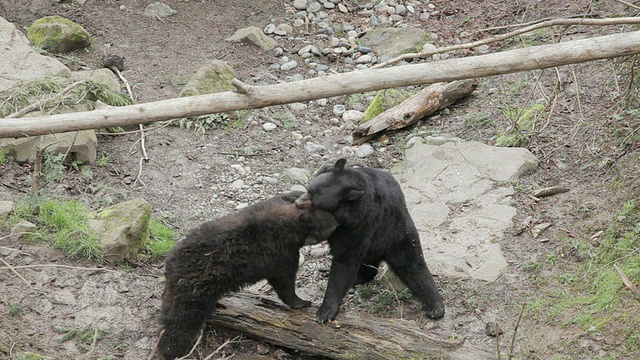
left=147, top=219, right=177, bottom=261
left=9, top=197, right=103, bottom=261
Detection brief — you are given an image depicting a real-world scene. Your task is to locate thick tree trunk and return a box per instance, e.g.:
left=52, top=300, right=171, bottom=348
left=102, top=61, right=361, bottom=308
left=3, top=30, right=640, bottom=138
left=354, top=79, right=478, bottom=144
left=210, top=294, right=495, bottom=360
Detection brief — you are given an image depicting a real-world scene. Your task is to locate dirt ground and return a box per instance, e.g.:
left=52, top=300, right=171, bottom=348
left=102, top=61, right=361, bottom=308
left=1, top=0, right=640, bottom=359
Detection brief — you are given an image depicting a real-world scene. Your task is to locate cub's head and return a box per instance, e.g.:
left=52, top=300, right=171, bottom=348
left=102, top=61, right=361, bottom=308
left=295, top=158, right=365, bottom=212
left=298, top=209, right=338, bottom=245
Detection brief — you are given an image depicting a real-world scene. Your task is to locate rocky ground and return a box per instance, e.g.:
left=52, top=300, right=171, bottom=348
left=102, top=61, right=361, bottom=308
left=1, top=0, right=640, bottom=359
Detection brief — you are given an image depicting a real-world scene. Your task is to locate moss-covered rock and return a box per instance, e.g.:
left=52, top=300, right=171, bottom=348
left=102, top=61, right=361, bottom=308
left=179, top=60, right=235, bottom=97
left=97, top=199, right=152, bottom=262
left=27, top=15, right=92, bottom=53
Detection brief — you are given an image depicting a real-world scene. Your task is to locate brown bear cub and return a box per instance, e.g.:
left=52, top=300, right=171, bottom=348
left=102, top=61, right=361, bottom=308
left=158, top=191, right=338, bottom=360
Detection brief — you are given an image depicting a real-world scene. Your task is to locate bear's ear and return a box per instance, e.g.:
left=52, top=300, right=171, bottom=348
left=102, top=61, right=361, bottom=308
left=344, top=188, right=364, bottom=201
left=334, top=158, right=347, bottom=172
left=298, top=211, right=312, bottom=223
left=314, top=159, right=336, bottom=176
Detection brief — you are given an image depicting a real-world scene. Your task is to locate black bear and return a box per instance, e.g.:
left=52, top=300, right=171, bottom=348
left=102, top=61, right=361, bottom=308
left=158, top=191, right=338, bottom=359
left=295, top=159, right=445, bottom=323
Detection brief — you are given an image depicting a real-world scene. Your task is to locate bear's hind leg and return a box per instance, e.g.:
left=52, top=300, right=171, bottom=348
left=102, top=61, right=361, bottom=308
left=383, top=237, right=445, bottom=319
left=159, top=290, right=216, bottom=359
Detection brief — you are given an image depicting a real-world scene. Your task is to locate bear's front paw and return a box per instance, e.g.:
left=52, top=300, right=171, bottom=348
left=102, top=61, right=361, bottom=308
left=316, top=303, right=339, bottom=323
left=425, top=304, right=445, bottom=319
left=289, top=298, right=311, bottom=309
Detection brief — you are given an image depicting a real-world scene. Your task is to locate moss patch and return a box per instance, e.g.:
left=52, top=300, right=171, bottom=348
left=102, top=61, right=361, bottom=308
left=362, top=89, right=413, bottom=122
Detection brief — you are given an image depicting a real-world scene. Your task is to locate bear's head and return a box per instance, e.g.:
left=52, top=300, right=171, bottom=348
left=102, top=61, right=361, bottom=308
left=295, top=158, right=365, bottom=212
left=298, top=209, right=338, bottom=245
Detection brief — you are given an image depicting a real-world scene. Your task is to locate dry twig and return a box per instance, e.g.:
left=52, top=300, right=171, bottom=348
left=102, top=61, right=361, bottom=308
left=0, top=257, right=33, bottom=289
left=372, top=17, right=640, bottom=69
left=176, top=330, right=204, bottom=360
left=614, top=0, right=640, bottom=11
left=614, top=264, right=640, bottom=304
left=0, top=263, right=115, bottom=272
left=508, top=303, right=526, bottom=359
left=201, top=336, right=242, bottom=360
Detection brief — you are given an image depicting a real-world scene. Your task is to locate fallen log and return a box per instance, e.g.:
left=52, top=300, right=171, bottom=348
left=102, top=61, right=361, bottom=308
left=354, top=79, right=478, bottom=144
left=3, top=30, right=640, bottom=138
left=209, top=293, right=495, bottom=360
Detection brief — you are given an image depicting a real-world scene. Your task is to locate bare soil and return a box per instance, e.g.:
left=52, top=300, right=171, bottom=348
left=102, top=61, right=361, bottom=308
left=1, top=1, right=640, bottom=359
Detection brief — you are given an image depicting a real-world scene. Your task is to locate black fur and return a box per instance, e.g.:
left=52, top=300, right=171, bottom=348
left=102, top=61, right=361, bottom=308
left=296, top=159, right=445, bottom=323
left=158, top=191, right=338, bottom=359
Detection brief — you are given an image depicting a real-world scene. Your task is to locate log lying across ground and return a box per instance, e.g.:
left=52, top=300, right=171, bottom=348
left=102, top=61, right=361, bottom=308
left=3, top=30, right=640, bottom=138
left=354, top=79, right=478, bottom=143
left=210, top=294, right=495, bottom=360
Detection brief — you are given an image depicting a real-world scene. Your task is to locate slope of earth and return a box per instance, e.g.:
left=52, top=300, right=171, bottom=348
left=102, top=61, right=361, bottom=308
left=1, top=0, right=640, bottom=359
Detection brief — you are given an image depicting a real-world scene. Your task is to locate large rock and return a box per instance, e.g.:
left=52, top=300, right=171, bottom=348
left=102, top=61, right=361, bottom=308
left=361, top=27, right=427, bottom=59
left=0, top=130, right=97, bottom=164
left=394, top=140, right=539, bottom=282
left=0, top=16, right=70, bottom=91
left=179, top=60, right=235, bottom=97
left=96, top=199, right=152, bottom=262
left=26, top=15, right=92, bottom=53
left=225, top=26, right=277, bottom=51
left=0, top=200, right=14, bottom=219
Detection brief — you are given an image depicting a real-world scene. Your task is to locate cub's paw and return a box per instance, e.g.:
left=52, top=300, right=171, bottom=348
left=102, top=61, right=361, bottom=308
left=316, top=303, right=339, bottom=324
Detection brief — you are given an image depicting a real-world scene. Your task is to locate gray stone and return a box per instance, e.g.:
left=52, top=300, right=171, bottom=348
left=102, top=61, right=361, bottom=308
left=332, top=104, right=346, bottom=116
left=263, top=122, right=277, bottom=131
left=342, top=110, right=364, bottom=123
left=356, top=54, right=372, bottom=64
left=225, top=26, right=277, bottom=51
left=10, top=220, right=36, bottom=241
left=0, top=17, right=71, bottom=91
left=260, top=176, right=278, bottom=185
left=394, top=140, right=539, bottom=282
left=284, top=167, right=311, bottom=185
left=307, top=1, right=322, bottom=12
left=276, top=23, right=293, bottom=34
left=143, top=2, right=177, bottom=18
left=293, top=0, right=308, bottom=10
left=362, top=27, right=427, bottom=58
left=356, top=143, right=374, bottom=157
left=230, top=179, right=245, bottom=190
left=97, top=199, right=152, bottom=262
left=27, top=15, right=92, bottom=53
left=179, top=60, right=235, bottom=97
left=0, top=201, right=14, bottom=219
left=305, top=142, right=326, bottom=153
left=340, top=146, right=355, bottom=156
left=280, top=60, right=298, bottom=71
left=289, top=102, right=308, bottom=111
left=263, top=24, right=276, bottom=34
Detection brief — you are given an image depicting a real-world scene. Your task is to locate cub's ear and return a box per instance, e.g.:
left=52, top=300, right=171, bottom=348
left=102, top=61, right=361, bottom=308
left=344, top=189, right=364, bottom=201
left=334, top=158, right=347, bottom=172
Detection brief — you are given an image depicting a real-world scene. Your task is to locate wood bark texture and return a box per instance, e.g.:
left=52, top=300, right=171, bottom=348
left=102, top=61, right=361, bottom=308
left=354, top=79, right=478, bottom=142
left=3, top=30, right=640, bottom=138
left=209, top=294, right=495, bottom=360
